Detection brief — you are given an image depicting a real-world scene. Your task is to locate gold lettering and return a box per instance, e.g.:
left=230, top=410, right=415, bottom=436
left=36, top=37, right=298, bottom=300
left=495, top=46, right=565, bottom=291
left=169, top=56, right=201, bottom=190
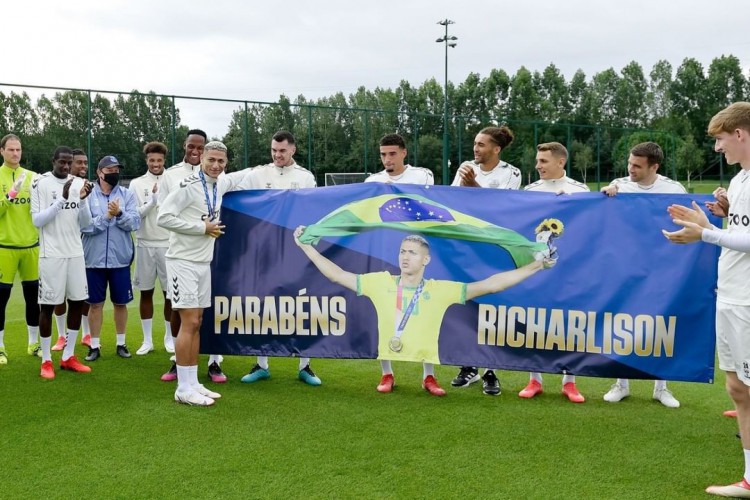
left=214, top=296, right=229, bottom=334
left=613, top=313, right=633, bottom=356
left=654, top=316, right=676, bottom=357
left=329, top=297, right=346, bottom=336
left=525, top=307, right=546, bottom=349
left=634, top=315, right=654, bottom=356
left=566, top=310, right=587, bottom=352
left=506, top=306, right=525, bottom=348
left=477, top=304, right=496, bottom=346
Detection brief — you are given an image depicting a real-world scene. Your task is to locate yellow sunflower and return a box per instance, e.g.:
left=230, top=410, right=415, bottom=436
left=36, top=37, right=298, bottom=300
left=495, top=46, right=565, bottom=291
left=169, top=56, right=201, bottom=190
left=535, top=218, right=564, bottom=236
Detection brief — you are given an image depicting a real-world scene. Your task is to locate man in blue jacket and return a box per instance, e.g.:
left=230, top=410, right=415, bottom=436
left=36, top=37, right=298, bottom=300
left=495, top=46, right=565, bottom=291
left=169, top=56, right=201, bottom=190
left=82, top=155, right=140, bottom=361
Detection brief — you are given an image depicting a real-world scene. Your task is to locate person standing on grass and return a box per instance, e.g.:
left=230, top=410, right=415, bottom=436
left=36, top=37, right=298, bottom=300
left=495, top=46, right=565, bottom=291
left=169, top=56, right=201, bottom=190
left=662, top=102, right=750, bottom=497
left=360, top=133, right=439, bottom=394
left=129, top=141, right=171, bottom=356
left=519, top=142, right=589, bottom=403
left=0, top=133, right=41, bottom=364
left=30, top=146, right=94, bottom=379
left=601, top=141, right=685, bottom=408
left=52, top=148, right=92, bottom=350
left=81, top=155, right=140, bottom=362
left=449, top=125, right=520, bottom=396
left=158, top=140, right=249, bottom=406
left=158, top=130, right=230, bottom=383
left=238, top=131, right=322, bottom=387
left=295, top=229, right=558, bottom=396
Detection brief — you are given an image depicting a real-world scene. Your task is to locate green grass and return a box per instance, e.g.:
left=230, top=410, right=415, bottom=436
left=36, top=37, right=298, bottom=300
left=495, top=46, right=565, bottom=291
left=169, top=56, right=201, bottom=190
left=0, top=282, right=739, bottom=499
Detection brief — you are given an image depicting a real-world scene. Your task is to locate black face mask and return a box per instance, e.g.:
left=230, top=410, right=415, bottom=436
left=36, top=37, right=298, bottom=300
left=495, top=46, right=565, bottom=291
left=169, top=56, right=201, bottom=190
left=103, top=172, right=120, bottom=187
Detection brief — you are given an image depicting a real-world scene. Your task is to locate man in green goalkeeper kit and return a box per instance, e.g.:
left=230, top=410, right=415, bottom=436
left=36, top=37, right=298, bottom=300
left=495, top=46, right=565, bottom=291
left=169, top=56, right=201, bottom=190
left=0, top=134, right=40, bottom=364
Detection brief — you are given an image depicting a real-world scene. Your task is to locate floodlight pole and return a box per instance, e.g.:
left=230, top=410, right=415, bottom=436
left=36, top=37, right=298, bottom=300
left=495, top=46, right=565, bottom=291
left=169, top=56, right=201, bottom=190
left=436, top=19, right=457, bottom=185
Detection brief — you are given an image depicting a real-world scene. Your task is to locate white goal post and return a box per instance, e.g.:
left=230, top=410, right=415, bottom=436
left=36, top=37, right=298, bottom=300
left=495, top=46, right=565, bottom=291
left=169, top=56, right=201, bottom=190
left=324, top=172, right=370, bottom=186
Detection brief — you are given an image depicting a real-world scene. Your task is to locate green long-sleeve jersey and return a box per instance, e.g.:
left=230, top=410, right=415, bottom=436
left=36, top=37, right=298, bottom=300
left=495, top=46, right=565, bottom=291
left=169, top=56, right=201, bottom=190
left=0, top=163, right=38, bottom=248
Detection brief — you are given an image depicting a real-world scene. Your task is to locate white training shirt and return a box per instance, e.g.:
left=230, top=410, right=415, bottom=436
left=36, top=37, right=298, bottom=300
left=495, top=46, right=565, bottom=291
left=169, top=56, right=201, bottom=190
left=451, top=161, right=521, bottom=189
left=129, top=171, right=169, bottom=247
left=238, top=162, right=316, bottom=189
left=365, top=165, right=434, bottom=185
left=159, top=161, right=200, bottom=206
left=524, top=176, right=589, bottom=194
left=609, top=174, right=687, bottom=194
left=715, top=168, right=750, bottom=305
left=158, top=170, right=247, bottom=263
left=30, top=173, right=91, bottom=258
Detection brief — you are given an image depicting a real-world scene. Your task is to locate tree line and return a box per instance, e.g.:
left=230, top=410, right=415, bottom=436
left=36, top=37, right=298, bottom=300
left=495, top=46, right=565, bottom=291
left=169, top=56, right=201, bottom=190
left=0, top=55, right=744, bottom=185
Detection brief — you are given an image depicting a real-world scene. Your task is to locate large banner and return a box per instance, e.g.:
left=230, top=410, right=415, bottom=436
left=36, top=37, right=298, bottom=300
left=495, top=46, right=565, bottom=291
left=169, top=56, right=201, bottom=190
left=202, top=183, right=721, bottom=383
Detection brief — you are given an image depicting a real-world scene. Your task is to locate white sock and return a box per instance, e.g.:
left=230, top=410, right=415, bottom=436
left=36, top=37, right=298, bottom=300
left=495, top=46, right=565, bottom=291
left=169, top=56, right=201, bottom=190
left=116, top=333, right=125, bottom=346
left=380, top=360, right=393, bottom=375
left=176, top=365, right=191, bottom=392
left=208, top=354, right=222, bottom=366
left=299, top=357, right=310, bottom=370
left=91, top=337, right=101, bottom=349
left=189, top=365, right=199, bottom=386
left=141, top=318, right=153, bottom=345
left=423, top=363, right=434, bottom=379
left=28, top=325, right=39, bottom=344
left=0, top=329, right=5, bottom=349
left=257, top=356, right=269, bottom=370
left=40, top=336, right=52, bottom=362
left=654, top=380, right=667, bottom=391
left=81, top=315, right=90, bottom=336
left=743, top=449, right=750, bottom=483
left=54, top=314, right=66, bottom=338
left=562, top=374, right=576, bottom=385
left=530, top=372, right=543, bottom=383
left=617, top=378, right=630, bottom=389
left=62, top=329, right=79, bottom=362
left=164, top=321, right=173, bottom=343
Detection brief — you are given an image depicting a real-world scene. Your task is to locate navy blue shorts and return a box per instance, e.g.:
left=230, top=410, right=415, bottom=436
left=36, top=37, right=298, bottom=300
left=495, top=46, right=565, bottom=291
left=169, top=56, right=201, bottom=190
left=86, top=266, right=133, bottom=305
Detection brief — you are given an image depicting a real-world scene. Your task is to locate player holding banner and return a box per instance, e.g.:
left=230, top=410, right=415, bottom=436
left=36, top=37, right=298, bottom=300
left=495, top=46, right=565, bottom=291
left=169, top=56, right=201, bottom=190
left=158, top=140, right=249, bottom=406
left=30, top=146, right=94, bottom=379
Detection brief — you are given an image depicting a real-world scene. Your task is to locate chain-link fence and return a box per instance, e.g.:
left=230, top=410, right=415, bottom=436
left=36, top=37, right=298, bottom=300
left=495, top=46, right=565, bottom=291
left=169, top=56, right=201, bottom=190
left=0, top=83, right=727, bottom=189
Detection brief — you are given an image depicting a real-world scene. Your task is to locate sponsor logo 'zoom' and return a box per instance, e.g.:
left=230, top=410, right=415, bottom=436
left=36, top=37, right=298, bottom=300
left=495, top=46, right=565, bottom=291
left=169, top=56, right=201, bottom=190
left=8, top=197, right=30, bottom=204
left=728, top=213, right=750, bottom=227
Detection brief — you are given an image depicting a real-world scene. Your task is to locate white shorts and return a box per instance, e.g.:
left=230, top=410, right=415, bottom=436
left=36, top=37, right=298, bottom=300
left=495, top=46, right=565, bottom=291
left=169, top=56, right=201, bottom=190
left=166, top=258, right=211, bottom=309
left=38, top=256, right=88, bottom=305
left=133, top=245, right=168, bottom=292
left=716, top=300, right=750, bottom=386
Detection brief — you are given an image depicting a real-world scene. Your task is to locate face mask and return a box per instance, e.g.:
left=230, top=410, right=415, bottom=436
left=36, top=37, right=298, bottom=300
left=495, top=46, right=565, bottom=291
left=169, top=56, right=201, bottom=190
left=103, top=172, right=120, bottom=187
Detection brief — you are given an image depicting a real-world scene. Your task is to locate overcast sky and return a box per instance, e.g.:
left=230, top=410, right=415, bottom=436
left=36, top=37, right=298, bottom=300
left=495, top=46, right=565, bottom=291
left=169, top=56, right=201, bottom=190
left=5, top=0, right=750, bottom=138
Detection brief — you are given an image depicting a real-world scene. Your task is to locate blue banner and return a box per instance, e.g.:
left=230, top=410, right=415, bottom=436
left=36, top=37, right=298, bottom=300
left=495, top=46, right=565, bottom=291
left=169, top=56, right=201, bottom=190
left=201, top=183, right=720, bottom=383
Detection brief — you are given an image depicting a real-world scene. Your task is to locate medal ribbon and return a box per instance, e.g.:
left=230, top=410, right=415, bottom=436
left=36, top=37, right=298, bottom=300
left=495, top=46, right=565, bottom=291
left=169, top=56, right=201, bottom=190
left=393, top=279, right=424, bottom=342
left=199, top=170, right=217, bottom=219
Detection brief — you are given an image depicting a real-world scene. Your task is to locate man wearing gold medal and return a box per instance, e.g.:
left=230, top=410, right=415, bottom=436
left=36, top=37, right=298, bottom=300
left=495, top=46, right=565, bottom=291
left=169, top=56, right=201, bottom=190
left=294, top=228, right=558, bottom=396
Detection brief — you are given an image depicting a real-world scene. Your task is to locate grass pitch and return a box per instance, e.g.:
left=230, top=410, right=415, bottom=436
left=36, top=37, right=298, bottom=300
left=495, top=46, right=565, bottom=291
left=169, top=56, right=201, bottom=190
left=0, top=282, right=739, bottom=499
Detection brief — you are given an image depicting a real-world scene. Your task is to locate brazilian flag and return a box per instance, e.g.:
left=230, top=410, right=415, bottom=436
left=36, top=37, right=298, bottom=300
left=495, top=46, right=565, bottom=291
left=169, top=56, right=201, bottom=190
left=299, top=194, right=545, bottom=268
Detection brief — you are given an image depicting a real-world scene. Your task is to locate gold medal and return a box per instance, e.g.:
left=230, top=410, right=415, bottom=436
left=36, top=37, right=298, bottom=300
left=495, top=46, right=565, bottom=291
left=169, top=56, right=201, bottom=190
left=389, top=336, right=403, bottom=352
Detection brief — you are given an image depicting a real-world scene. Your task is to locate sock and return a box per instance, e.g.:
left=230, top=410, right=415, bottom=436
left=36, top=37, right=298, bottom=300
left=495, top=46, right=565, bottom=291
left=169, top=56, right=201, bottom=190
left=189, top=365, right=199, bottom=386
left=530, top=372, right=543, bottom=383
left=28, top=325, right=39, bottom=345
left=164, top=321, right=172, bottom=345
left=40, top=336, right=52, bottom=362
left=62, top=329, right=79, bottom=362
left=176, top=365, right=191, bottom=392
left=257, top=356, right=269, bottom=370
left=744, top=449, right=750, bottom=483
left=423, top=362, right=434, bottom=379
left=654, top=380, right=667, bottom=391
left=91, top=337, right=101, bottom=349
left=299, top=357, right=310, bottom=371
left=141, top=318, right=153, bottom=345
left=54, top=314, right=66, bottom=338
left=81, top=316, right=90, bottom=336
left=380, top=360, right=393, bottom=375
left=0, top=329, right=5, bottom=349
left=116, top=333, right=125, bottom=346
left=208, top=354, right=221, bottom=366
left=562, top=374, right=575, bottom=385
left=617, top=378, right=630, bottom=389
